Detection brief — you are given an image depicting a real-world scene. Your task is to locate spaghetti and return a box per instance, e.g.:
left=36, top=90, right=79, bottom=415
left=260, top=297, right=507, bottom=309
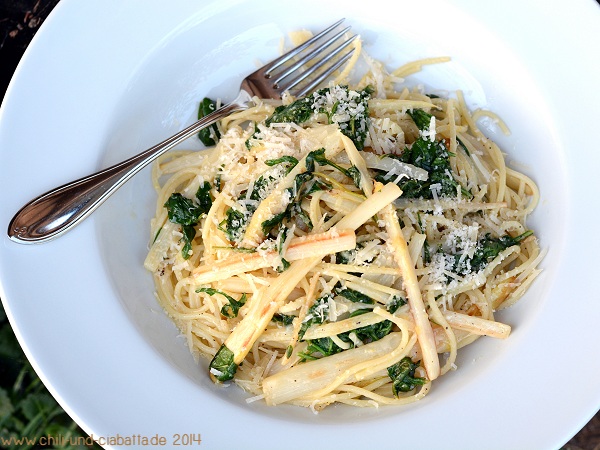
left=144, top=33, right=543, bottom=410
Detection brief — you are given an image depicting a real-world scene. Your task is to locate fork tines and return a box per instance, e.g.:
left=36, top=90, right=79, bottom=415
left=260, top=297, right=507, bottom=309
left=264, top=19, right=357, bottom=98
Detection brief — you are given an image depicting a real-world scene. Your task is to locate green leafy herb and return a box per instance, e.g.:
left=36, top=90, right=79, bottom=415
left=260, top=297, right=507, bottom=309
left=387, top=357, right=427, bottom=396
left=258, top=151, right=336, bottom=238
left=335, top=248, right=356, bottom=265
left=346, top=166, right=362, bottom=188
left=375, top=137, right=463, bottom=200
left=298, top=295, right=332, bottom=339
left=265, top=156, right=299, bottom=173
left=407, top=109, right=433, bottom=131
left=454, top=231, right=533, bottom=275
left=221, top=174, right=279, bottom=243
left=264, top=86, right=373, bottom=149
left=305, top=148, right=361, bottom=188
left=456, top=136, right=470, bottom=156
left=297, top=292, right=394, bottom=361
left=219, top=208, right=246, bottom=242
left=266, top=97, right=314, bottom=126
left=285, top=345, right=294, bottom=358
left=197, top=97, right=221, bottom=146
left=164, top=193, right=202, bottom=226
left=181, top=225, right=196, bottom=259
left=261, top=211, right=287, bottom=236
left=274, top=227, right=291, bottom=272
left=195, top=181, right=213, bottom=214
left=164, top=182, right=213, bottom=259
left=387, top=296, right=407, bottom=314
left=334, top=282, right=375, bottom=304
left=290, top=202, right=313, bottom=231
left=353, top=319, right=393, bottom=343
left=249, top=175, right=275, bottom=202
left=209, top=345, right=237, bottom=382
left=272, top=313, right=296, bottom=326
left=299, top=319, right=393, bottom=361
left=196, top=287, right=247, bottom=318
left=299, top=337, right=339, bottom=361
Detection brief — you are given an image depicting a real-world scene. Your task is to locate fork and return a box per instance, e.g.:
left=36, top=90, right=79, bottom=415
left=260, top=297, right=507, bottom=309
left=8, top=19, right=357, bottom=244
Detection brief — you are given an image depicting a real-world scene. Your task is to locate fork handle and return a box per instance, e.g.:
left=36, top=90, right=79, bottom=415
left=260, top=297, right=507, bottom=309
left=8, top=93, right=250, bottom=244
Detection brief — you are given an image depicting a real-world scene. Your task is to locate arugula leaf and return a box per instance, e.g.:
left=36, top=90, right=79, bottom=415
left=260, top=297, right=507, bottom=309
left=298, top=293, right=395, bottom=361
left=164, top=182, right=213, bottom=258
left=335, top=249, right=356, bottom=265
left=180, top=225, right=196, bottom=259
left=299, top=337, right=340, bottom=361
left=196, top=287, right=247, bottom=318
left=259, top=152, right=336, bottom=238
left=387, top=296, right=407, bottom=314
left=265, top=156, right=299, bottom=173
left=313, top=85, right=373, bottom=149
left=219, top=208, right=246, bottom=243
left=410, top=108, right=473, bottom=159
left=209, top=345, right=237, bottom=382
left=221, top=174, right=279, bottom=243
left=305, top=148, right=361, bottom=188
left=275, top=227, right=291, bottom=272
left=195, top=181, right=213, bottom=215
left=261, top=211, right=288, bottom=236
left=298, top=295, right=332, bottom=339
left=266, top=97, right=314, bottom=125
left=376, top=137, right=460, bottom=199
left=197, top=97, right=221, bottom=146
left=164, top=193, right=203, bottom=226
left=453, top=231, right=533, bottom=275
left=407, top=109, right=433, bottom=131
left=387, top=357, right=426, bottom=396
left=290, top=202, right=313, bottom=231
left=334, top=282, right=375, bottom=304
left=353, top=319, right=393, bottom=343
left=456, top=136, right=471, bottom=156
left=272, top=313, right=296, bottom=326
left=299, top=319, right=393, bottom=361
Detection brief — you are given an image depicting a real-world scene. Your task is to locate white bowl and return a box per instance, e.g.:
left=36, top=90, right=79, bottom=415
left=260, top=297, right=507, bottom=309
left=1, top=1, right=599, bottom=449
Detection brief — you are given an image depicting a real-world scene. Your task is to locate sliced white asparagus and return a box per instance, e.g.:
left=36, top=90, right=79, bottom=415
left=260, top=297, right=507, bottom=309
left=443, top=311, right=511, bottom=339
left=191, top=229, right=356, bottom=284
left=335, top=182, right=401, bottom=230
left=320, top=190, right=363, bottom=215
left=340, top=134, right=373, bottom=197
left=302, top=310, right=413, bottom=341
left=263, top=332, right=403, bottom=405
left=381, top=189, right=441, bottom=381
left=394, top=199, right=508, bottom=211
left=303, top=313, right=384, bottom=340
left=144, top=220, right=180, bottom=272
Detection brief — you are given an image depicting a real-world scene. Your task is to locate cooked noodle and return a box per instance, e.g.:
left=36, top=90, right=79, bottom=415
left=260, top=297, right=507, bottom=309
left=144, top=33, right=543, bottom=410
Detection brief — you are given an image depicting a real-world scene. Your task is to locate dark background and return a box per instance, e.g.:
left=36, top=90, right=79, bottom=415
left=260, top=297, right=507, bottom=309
left=1, top=1, right=599, bottom=449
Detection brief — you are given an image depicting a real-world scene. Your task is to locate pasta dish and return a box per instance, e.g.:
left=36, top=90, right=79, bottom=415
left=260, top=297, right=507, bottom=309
left=144, top=32, right=543, bottom=410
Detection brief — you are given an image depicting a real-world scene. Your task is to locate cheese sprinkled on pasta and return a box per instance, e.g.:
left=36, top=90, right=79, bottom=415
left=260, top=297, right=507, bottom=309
left=145, top=33, right=543, bottom=410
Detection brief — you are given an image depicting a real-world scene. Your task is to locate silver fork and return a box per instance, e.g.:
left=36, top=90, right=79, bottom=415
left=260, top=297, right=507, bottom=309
left=8, top=19, right=357, bottom=244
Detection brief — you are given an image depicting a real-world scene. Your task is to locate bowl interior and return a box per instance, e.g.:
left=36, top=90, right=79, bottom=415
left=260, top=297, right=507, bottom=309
left=94, top=4, right=567, bottom=423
